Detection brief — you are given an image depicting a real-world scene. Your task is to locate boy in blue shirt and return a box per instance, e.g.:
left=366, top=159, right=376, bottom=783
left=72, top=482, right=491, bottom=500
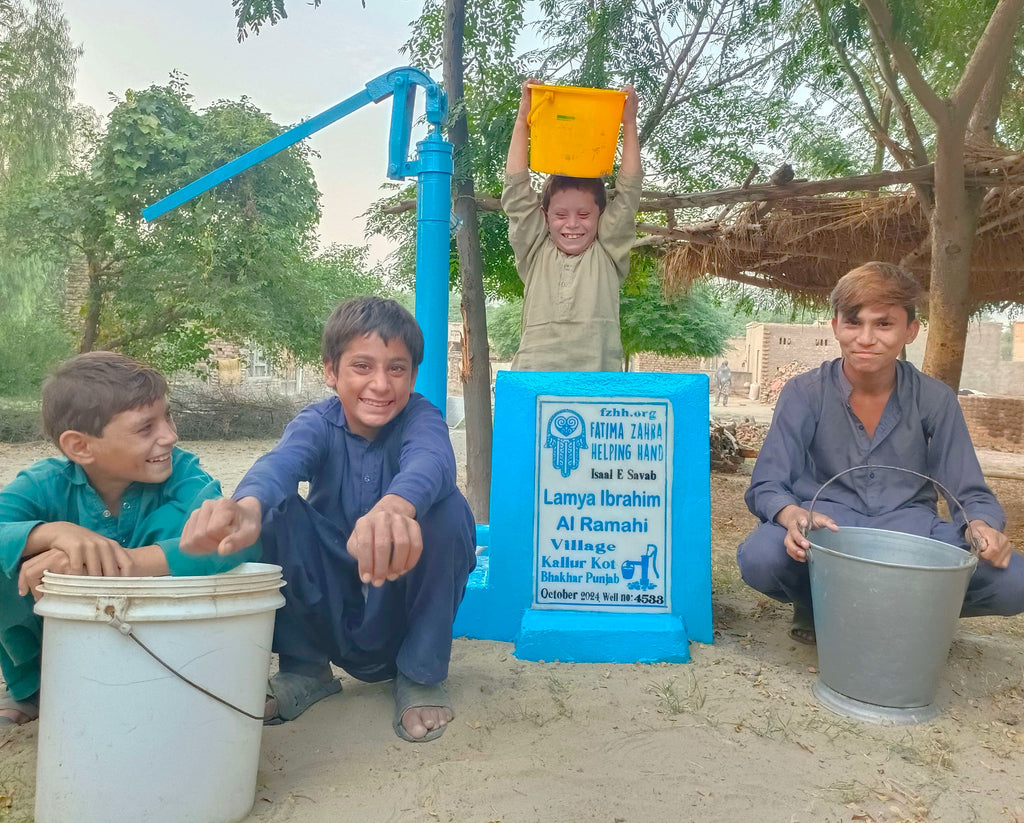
left=181, top=296, right=476, bottom=742
left=738, top=262, right=1024, bottom=644
left=0, top=352, right=258, bottom=725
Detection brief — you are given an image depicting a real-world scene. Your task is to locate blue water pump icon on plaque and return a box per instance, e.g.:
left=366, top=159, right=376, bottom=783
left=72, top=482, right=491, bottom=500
left=622, top=544, right=659, bottom=591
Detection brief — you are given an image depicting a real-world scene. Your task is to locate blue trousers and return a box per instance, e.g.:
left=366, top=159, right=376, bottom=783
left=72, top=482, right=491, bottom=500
left=737, top=503, right=1024, bottom=618
left=261, top=492, right=475, bottom=685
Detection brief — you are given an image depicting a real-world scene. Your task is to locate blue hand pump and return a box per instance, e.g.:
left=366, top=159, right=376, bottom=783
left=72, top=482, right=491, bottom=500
left=142, top=67, right=453, bottom=412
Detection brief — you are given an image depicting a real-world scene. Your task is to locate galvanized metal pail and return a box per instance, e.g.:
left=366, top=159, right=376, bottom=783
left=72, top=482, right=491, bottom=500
left=805, top=466, right=979, bottom=724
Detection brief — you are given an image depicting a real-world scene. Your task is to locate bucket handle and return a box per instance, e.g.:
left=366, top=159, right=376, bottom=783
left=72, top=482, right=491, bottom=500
left=804, top=465, right=982, bottom=556
left=526, top=88, right=554, bottom=128
left=103, top=607, right=263, bottom=721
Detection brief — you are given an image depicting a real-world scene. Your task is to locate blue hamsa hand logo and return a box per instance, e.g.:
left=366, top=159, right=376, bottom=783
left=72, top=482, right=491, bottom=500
left=545, top=409, right=587, bottom=478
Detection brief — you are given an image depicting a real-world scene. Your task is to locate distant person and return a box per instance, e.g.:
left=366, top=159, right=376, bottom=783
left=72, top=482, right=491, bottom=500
left=181, top=297, right=475, bottom=742
left=736, top=262, right=1024, bottom=644
left=503, top=79, right=642, bottom=371
left=714, top=360, right=732, bottom=406
left=0, top=352, right=257, bottom=725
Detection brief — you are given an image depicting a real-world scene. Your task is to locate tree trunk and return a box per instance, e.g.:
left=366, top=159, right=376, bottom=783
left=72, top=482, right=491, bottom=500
left=919, top=3, right=1023, bottom=391
left=861, top=0, right=1024, bottom=391
left=920, top=128, right=979, bottom=389
left=80, top=256, right=102, bottom=353
left=443, top=0, right=492, bottom=522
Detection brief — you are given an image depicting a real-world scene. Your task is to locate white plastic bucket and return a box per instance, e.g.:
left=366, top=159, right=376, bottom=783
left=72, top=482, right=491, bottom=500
left=33, top=562, right=285, bottom=823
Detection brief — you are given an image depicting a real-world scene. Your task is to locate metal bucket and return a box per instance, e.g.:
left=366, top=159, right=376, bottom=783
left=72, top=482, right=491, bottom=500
left=804, top=466, right=979, bottom=724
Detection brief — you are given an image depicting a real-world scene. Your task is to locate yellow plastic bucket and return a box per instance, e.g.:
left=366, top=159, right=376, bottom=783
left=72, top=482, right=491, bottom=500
left=528, top=84, right=627, bottom=177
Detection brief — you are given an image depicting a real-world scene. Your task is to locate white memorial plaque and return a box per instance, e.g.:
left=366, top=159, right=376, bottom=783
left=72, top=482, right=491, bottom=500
left=534, top=397, right=672, bottom=612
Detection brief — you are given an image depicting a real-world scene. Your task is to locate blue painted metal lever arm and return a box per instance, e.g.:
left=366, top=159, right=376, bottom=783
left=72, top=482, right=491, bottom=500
left=142, top=66, right=441, bottom=222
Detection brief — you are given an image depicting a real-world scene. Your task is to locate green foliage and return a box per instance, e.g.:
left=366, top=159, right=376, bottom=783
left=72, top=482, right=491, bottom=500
left=0, top=0, right=80, bottom=185
left=481, top=274, right=749, bottom=364
left=1000, top=322, right=1013, bottom=361
left=366, top=180, right=521, bottom=301
left=531, top=0, right=807, bottom=191
left=390, top=289, right=462, bottom=324
left=716, top=279, right=826, bottom=323
left=780, top=101, right=869, bottom=179
left=486, top=298, right=523, bottom=360
left=0, top=310, right=74, bottom=396
left=776, top=0, right=1024, bottom=167
left=620, top=257, right=740, bottom=360
left=384, top=0, right=525, bottom=299
left=231, top=0, right=316, bottom=40
left=19, top=79, right=381, bottom=375
left=0, top=0, right=80, bottom=393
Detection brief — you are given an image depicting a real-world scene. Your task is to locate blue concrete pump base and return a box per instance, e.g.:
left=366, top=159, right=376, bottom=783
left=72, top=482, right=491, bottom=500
left=454, top=371, right=712, bottom=665
left=516, top=611, right=691, bottom=663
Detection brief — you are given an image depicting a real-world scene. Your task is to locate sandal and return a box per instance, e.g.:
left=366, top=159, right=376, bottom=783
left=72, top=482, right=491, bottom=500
left=264, top=669, right=341, bottom=726
left=789, top=602, right=817, bottom=645
left=392, top=672, right=452, bottom=743
left=0, top=690, right=39, bottom=726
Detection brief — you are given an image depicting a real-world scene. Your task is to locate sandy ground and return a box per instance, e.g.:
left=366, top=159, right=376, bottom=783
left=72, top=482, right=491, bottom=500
left=2, top=429, right=1024, bottom=822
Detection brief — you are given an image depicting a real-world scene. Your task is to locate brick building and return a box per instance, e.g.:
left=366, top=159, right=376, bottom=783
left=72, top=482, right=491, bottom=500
left=744, top=320, right=840, bottom=397
left=633, top=319, right=1024, bottom=402
left=631, top=338, right=750, bottom=394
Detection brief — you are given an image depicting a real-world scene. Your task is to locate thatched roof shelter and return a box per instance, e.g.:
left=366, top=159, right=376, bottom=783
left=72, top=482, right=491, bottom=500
left=643, top=145, right=1024, bottom=310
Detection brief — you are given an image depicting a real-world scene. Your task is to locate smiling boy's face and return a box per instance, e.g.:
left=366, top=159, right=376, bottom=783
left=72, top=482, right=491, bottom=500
left=831, top=302, right=919, bottom=380
left=68, top=397, right=179, bottom=506
left=544, top=188, right=600, bottom=255
left=324, top=333, right=416, bottom=441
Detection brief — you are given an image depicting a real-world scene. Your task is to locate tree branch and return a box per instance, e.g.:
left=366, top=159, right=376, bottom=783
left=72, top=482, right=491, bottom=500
left=665, top=42, right=793, bottom=110
left=864, top=14, right=929, bottom=166
left=813, top=0, right=884, bottom=142
left=950, top=0, right=1024, bottom=122
left=641, top=164, right=944, bottom=210
left=378, top=159, right=1022, bottom=217
left=860, top=0, right=944, bottom=123
left=639, top=0, right=713, bottom=147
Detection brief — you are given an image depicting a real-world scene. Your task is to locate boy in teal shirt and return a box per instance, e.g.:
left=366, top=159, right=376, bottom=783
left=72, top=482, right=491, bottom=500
left=0, top=352, right=258, bottom=724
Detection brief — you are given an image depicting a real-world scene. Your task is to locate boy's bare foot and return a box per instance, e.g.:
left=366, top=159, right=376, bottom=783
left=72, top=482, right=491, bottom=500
left=400, top=704, right=454, bottom=740
left=393, top=673, right=453, bottom=742
left=0, top=692, right=39, bottom=726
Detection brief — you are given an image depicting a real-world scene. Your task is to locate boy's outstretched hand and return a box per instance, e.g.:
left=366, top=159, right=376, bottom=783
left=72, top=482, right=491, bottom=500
left=181, top=497, right=263, bottom=556
left=347, top=494, right=422, bottom=588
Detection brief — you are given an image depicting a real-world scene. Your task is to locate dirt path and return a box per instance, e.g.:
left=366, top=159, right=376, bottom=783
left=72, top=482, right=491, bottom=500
left=1, top=440, right=1023, bottom=822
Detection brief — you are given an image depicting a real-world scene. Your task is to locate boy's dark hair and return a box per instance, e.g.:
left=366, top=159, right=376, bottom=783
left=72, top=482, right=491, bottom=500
left=322, top=296, right=424, bottom=370
left=541, top=175, right=607, bottom=213
left=42, top=351, right=168, bottom=445
left=830, top=261, right=922, bottom=323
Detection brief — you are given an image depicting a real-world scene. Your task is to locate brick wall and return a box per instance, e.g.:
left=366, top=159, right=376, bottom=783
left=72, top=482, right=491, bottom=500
left=633, top=353, right=707, bottom=372
left=958, top=395, right=1024, bottom=452
left=632, top=338, right=749, bottom=395
left=62, top=257, right=89, bottom=339
left=1013, top=321, right=1024, bottom=362
left=906, top=322, right=1024, bottom=395
left=747, top=321, right=840, bottom=388
left=743, top=319, right=1024, bottom=399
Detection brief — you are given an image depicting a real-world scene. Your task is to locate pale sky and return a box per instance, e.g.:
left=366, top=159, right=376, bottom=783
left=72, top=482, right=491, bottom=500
left=59, top=0, right=434, bottom=259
